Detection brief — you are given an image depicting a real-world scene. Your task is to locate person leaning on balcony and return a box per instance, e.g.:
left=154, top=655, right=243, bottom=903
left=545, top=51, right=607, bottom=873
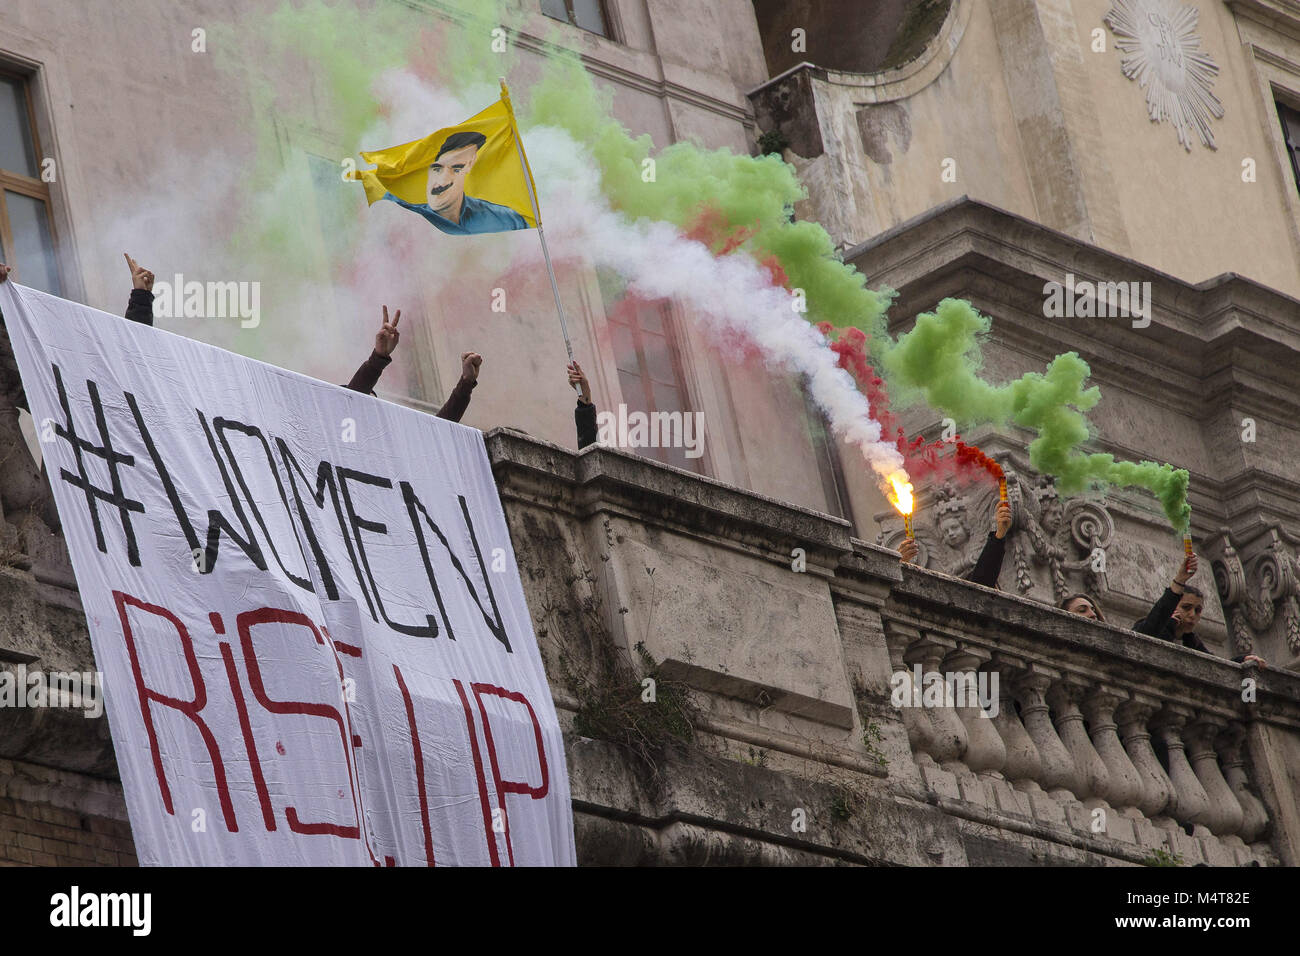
left=344, top=304, right=480, bottom=423
left=1134, top=552, right=1266, bottom=666
left=1059, top=592, right=1106, bottom=622
left=569, top=359, right=597, bottom=449
left=899, top=499, right=1013, bottom=588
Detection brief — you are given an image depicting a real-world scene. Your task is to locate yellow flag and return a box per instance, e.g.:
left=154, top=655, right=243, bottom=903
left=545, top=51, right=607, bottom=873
left=351, top=94, right=537, bottom=236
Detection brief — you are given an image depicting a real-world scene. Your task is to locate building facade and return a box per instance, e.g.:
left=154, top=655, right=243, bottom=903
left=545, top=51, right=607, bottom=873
left=1, top=0, right=1299, bottom=865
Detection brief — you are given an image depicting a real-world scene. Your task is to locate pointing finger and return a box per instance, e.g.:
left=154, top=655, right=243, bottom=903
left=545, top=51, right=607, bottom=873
left=382, top=305, right=389, bottom=325
left=391, top=310, right=400, bottom=327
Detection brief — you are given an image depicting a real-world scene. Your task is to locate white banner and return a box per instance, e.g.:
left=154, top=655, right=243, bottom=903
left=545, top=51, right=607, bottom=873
left=0, top=282, right=575, bottom=866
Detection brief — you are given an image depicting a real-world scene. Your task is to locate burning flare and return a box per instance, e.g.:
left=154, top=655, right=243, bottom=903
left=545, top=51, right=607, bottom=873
left=888, top=473, right=915, bottom=540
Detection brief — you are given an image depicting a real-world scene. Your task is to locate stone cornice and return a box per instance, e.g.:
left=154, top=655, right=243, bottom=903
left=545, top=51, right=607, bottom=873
left=1226, top=0, right=1300, bottom=44
left=844, top=197, right=1300, bottom=418
left=485, top=428, right=857, bottom=571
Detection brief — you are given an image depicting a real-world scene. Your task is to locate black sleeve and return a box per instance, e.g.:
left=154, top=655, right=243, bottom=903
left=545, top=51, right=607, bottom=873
left=125, top=289, right=155, bottom=326
left=1136, top=587, right=1181, bottom=636
left=964, top=532, right=1005, bottom=588
left=344, top=350, right=392, bottom=395
left=576, top=400, right=597, bottom=449
left=436, top=377, right=476, bottom=422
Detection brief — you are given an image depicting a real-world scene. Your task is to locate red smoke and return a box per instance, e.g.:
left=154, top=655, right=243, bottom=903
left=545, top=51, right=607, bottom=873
left=817, top=322, right=1001, bottom=488
left=684, top=207, right=789, bottom=289
left=682, top=205, right=1001, bottom=490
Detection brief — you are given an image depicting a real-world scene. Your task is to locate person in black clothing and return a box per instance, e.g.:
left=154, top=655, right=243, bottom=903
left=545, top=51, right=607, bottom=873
left=569, top=359, right=597, bottom=449
left=343, top=305, right=480, bottom=423
left=1135, top=551, right=1266, bottom=666
left=899, top=499, right=1012, bottom=588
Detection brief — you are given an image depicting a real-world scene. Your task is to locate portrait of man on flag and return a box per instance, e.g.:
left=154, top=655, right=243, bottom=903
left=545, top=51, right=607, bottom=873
left=352, top=96, right=538, bottom=236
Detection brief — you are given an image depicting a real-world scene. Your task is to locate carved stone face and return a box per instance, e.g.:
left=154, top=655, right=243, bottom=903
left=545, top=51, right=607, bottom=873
left=1041, top=498, right=1063, bottom=533
left=939, top=514, right=969, bottom=549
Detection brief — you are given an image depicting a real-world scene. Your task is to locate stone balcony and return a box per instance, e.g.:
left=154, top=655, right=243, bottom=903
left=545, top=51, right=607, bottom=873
left=3, top=327, right=1299, bottom=864
left=488, top=428, right=1299, bottom=865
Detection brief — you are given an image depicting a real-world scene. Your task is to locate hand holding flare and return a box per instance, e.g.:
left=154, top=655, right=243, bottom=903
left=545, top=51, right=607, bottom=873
left=888, top=473, right=915, bottom=539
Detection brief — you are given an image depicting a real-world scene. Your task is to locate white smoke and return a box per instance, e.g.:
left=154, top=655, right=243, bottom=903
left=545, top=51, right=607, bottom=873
left=72, top=65, right=907, bottom=483
left=511, top=121, right=906, bottom=481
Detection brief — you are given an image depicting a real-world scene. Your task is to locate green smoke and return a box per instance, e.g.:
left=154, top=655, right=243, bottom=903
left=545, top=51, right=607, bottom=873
left=522, top=55, right=893, bottom=340
left=208, top=1, right=1192, bottom=532
left=880, top=298, right=1191, bottom=531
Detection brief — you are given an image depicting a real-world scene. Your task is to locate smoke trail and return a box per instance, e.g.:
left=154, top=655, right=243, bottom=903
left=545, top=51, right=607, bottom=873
left=818, top=321, right=1003, bottom=487
left=507, top=125, right=906, bottom=481
left=522, top=56, right=894, bottom=342
left=880, top=298, right=1191, bottom=531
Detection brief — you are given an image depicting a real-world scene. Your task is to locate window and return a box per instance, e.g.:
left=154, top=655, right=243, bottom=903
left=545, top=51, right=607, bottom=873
left=541, top=0, right=610, bottom=37
left=0, top=71, right=59, bottom=294
left=1277, top=100, right=1300, bottom=196
left=804, top=395, right=853, bottom=522
left=603, top=287, right=703, bottom=473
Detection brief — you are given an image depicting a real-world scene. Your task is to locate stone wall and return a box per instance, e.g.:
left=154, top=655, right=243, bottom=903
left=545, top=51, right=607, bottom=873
left=2, top=386, right=1299, bottom=863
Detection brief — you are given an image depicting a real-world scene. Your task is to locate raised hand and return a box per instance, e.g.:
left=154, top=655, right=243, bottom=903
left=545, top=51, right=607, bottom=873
left=567, top=360, right=591, bottom=403
left=1173, top=552, right=1198, bottom=587
left=124, top=253, right=154, bottom=291
left=375, top=306, right=401, bottom=357
left=993, top=501, right=1012, bottom=539
left=899, top=537, right=919, bottom=564
left=461, top=351, right=482, bottom=382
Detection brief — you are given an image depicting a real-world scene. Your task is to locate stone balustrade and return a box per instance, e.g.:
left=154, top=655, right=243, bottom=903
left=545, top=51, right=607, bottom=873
left=873, top=560, right=1281, bottom=865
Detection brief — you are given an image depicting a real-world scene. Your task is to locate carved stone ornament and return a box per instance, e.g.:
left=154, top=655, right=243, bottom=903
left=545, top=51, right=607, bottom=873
left=1104, top=0, right=1224, bottom=150
left=1012, top=474, right=1113, bottom=603
left=1211, top=528, right=1300, bottom=657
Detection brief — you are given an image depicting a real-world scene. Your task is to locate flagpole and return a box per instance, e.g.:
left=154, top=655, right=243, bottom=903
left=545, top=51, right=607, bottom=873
left=500, top=78, right=576, bottom=370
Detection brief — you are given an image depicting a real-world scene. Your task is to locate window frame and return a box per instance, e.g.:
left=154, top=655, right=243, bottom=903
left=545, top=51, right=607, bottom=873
left=540, top=0, right=617, bottom=41
left=0, top=65, right=59, bottom=291
left=1277, top=99, right=1300, bottom=196
left=606, top=295, right=705, bottom=474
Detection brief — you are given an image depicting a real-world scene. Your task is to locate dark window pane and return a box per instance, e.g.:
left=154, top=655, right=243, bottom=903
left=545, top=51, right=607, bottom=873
left=637, top=300, right=665, bottom=333
left=615, top=366, right=648, bottom=413
left=6, top=191, right=60, bottom=295
left=1278, top=102, right=1300, bottom=195
left=0, top=75, right=38, bottom=178
left=572, top=0, right=609, bottom=36
left=610, top=321, right=640, bottom=375
left=641, top=330, right=678, bottom=384
left=308, top=153, right=359, bottom=261
left=540, top=0, right=569, bottom=23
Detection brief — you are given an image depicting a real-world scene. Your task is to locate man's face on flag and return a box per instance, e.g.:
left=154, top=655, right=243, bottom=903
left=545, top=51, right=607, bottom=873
left=428, top=144, right=479, bottom=218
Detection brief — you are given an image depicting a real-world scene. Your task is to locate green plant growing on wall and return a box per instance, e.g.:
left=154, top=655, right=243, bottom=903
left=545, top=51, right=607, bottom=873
left=543, top=539, right=699, bottom=783
left=1141, top=847, right=1184, bottom=867
left=757, top=129, right=788, bottom=156
left=850, top=677, right=891, bottom=772
left=829, top=786, right=858, bottom=822
left=861, top=720, right=889, bottom=770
